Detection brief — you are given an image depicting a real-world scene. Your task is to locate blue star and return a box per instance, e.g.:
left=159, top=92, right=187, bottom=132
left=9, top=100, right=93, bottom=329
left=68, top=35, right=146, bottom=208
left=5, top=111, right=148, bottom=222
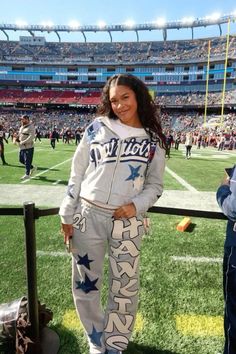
left=87, top=121, right=103, bottom=141
left=87, top=128, right=96, bottom=141
left=126, top=165, right=141, bottom=181
left=75, top=274, right=98, bottom=293
left=88, top=325, right=103, bottom=347
left=67, top=184, right=74, bottom=199
left=77, top=253, right=93, bottom=270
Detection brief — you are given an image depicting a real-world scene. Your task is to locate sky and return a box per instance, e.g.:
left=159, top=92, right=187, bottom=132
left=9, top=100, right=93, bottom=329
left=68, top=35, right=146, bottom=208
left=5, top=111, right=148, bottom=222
left=0, top=0, right=236, bottom=42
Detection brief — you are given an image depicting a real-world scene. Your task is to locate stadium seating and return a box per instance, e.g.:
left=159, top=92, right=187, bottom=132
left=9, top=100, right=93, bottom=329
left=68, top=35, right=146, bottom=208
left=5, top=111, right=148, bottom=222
left=0, top=89, right=101, bottom=105
left=0, top=36, right=236, bottom=63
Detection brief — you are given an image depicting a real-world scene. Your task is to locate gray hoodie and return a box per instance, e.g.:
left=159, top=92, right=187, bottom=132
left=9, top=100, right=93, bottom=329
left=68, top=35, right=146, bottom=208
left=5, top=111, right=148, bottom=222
left=60, top=116, right=165, bottom=224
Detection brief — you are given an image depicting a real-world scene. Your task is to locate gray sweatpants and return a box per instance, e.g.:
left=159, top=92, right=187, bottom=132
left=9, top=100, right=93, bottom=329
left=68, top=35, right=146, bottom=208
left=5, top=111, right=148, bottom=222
left=71, top=199, right=144, bottom=354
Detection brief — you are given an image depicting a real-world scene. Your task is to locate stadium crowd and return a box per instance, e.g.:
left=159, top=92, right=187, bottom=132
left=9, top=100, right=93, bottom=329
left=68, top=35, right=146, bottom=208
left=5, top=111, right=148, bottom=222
left=0, top=89, right=236, bottom=107
left=156, top=90, right=236, bottom=106
left=0, top=109, right=95, bottom=142
left=0, top=32, right=236, bottom=152
left=0, top=107, right=235, bottom=151
left=0, top=35, right=236, bottom=64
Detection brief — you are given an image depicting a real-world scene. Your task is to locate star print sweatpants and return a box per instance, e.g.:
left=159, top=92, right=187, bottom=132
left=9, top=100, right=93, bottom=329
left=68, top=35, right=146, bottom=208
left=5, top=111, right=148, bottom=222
left=71, top=199, right=144, bottom=354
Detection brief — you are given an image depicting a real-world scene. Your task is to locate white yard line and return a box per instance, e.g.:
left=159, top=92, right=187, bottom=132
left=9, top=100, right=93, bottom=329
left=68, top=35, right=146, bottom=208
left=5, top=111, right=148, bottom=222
left=31, top=148, right=51, bottom=152
left=21, top=157, right=72, bottom=184
left=171, top=255, right=222, bottom=264
left=165, top=166, right=198, bottom=192
left=52, top=180, right=62, bottom=185
left=37, top=250, right=69, bottom=257
left=37, top=250, right=109, bottom=259
left=37, top=252, right=222, bottom=264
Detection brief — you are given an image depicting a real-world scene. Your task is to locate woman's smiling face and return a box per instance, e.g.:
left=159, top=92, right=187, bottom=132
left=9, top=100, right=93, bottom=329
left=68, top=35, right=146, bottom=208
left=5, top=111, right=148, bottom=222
left=109, top=84, right=141, bottom=127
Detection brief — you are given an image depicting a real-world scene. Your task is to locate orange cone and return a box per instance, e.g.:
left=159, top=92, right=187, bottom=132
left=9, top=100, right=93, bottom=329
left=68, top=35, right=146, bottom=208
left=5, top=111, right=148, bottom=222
left=176, top=217, right=191, bottom=232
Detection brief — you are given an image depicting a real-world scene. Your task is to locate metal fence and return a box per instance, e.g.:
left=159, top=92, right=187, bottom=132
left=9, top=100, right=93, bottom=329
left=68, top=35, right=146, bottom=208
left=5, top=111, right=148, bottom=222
left=0, top=202, right=227, bottom=353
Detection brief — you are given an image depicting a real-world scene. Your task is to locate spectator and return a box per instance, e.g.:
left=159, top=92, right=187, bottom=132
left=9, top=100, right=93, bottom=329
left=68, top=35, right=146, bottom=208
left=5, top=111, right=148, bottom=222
left=50, top=127, right=59, bottom=149
left=165, top=131, right=174, bottom=158
left=197, top=134, right=202, bottom=149
left=185, top=132, right=193, bottom=159
left=35, top=127, right=42, bottom=142
left=17, top=115, right=36, bottom=180
left=75, top=128, right=81, bottom=145
left=0, top=122, right=8, bottom=165
left=218, top=134, right=225, bottom=151
left=217, top=165, right=236, bottom=354
left=174, top=133, right=181, bottom=150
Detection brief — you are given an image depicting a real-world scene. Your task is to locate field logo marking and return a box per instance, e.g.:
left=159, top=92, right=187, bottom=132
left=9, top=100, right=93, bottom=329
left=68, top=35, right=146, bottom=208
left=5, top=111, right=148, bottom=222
left=175, top=315, right=223, bottom=336
left=62, top=309, right=84, bottom=332
left=62, top=309, right=144, bottom=333
left=134, top=312, right=144, bottom=332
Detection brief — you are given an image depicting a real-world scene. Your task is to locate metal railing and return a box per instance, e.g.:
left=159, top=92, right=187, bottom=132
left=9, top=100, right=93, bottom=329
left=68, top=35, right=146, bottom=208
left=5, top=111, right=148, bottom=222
left=0, top=202, right=227, bottom=353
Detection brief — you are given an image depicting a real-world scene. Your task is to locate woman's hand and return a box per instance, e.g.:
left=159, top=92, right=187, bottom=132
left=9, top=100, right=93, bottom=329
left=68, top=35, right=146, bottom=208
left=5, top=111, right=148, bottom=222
left=61, top=223, right=73, bottom=243
left=113, top=203, right=137, bottom=219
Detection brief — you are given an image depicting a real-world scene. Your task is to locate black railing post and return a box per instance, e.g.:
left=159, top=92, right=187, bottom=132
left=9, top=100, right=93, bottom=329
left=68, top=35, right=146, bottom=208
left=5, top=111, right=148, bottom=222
left=23, top=201, right=40, bottom=352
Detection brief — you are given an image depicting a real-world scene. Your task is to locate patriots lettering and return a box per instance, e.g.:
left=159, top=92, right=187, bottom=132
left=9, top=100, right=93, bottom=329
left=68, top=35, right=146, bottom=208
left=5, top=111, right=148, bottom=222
left=121, top=137, right=150, bottom=157
left=90, top=137, right=154, bottom=167
left=90, top=138, right=119, bottom=167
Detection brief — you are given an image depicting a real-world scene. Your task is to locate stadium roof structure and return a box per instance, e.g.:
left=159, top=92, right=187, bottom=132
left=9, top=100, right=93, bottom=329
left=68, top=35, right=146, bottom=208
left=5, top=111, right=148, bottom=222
left=0, top=13, right=236, bottom=42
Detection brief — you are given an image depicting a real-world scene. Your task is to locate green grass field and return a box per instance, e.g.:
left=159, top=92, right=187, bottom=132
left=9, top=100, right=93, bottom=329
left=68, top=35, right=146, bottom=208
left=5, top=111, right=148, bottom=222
left=0, top=139, right=235, bottom=354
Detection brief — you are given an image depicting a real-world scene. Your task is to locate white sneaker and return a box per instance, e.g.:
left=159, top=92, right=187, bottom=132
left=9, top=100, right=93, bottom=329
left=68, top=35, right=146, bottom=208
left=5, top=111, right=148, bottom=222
left=30, top=166, right=37, bottom=176
left=21, top=174, right=30, bottom=180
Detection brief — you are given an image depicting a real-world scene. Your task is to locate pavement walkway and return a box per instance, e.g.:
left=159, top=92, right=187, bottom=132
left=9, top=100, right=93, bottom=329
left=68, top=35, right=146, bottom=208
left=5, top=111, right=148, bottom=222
left=0, top=184, right=221, bottom=212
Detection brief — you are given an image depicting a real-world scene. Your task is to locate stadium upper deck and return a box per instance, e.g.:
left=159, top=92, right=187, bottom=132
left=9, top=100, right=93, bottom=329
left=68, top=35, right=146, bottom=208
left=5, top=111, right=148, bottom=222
left=0, top=36, right=235, bottom=64
left=0, top=34, right=235, bottom=97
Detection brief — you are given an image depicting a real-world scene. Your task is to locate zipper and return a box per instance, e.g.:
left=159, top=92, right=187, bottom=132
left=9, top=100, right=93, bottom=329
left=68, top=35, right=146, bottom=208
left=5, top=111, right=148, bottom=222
left=106, top=139, right=123, bottom=204
left=102, top=118, right=147, bottom=140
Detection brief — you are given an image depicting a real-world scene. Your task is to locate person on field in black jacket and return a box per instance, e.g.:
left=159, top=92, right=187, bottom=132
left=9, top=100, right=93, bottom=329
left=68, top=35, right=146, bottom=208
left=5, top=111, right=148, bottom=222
left=0, top=123, right=8, bottom=165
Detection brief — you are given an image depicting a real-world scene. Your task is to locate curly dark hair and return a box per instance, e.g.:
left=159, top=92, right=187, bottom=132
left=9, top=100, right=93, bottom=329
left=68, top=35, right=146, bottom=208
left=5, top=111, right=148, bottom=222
left=97, top=74, right=166, bottom=148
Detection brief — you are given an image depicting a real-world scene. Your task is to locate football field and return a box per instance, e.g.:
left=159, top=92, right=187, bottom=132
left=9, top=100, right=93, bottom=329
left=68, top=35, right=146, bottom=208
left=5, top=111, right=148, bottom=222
left=0, top=139, right=235, bottom=354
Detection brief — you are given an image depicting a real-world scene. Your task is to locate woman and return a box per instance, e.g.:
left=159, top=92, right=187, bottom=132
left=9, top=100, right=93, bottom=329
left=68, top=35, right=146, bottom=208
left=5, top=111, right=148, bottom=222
left=59, top=74, right=166, bottom=354
left=185, top=132, right=193, bottom=159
